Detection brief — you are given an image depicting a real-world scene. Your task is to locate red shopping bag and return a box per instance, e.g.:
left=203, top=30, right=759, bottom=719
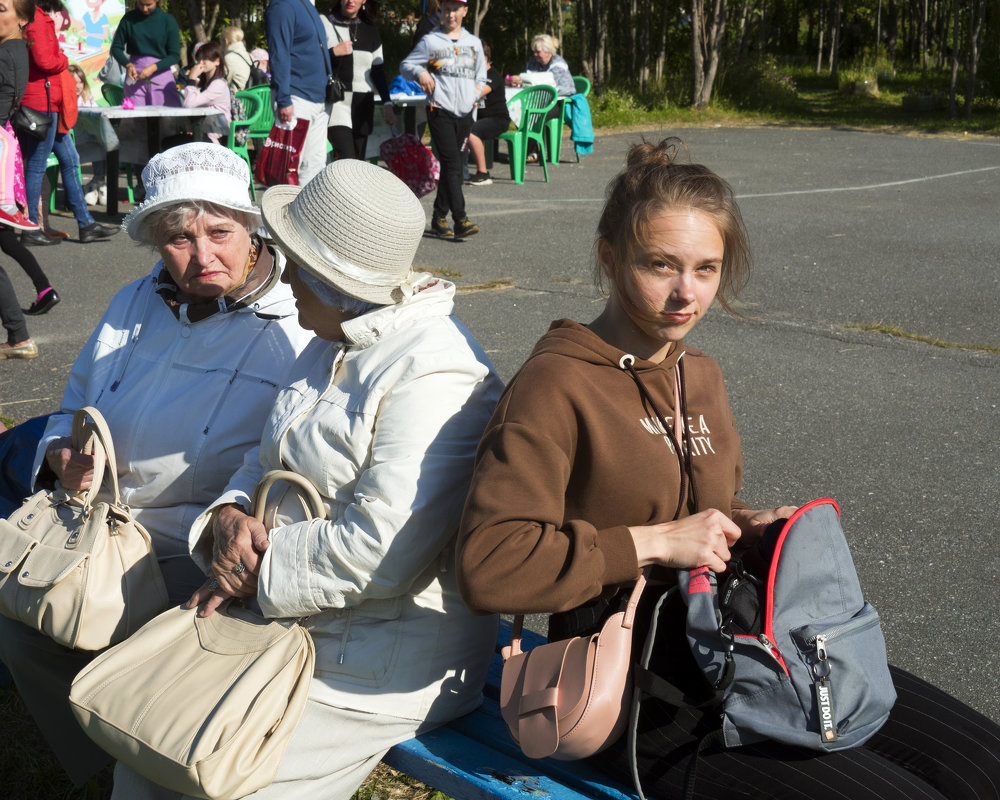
left=253, top=119, right=310, bottom=187
left=379, top=134, right=440, bottom=198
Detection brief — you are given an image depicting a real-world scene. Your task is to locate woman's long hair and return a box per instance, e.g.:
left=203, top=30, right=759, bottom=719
left=193, top=41, right=227, bottom=89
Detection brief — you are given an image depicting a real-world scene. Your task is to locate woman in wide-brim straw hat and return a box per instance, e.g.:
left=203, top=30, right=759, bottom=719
left=0, top=142, right=313, bottom=790
left=175, top=159, right=504, bottom=800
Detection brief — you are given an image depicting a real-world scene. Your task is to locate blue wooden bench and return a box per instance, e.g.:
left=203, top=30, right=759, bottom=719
left=382, top=621, right=637, bottom=800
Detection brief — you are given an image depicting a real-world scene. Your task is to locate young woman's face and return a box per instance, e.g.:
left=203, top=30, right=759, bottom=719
left=159, top=210, right=253, bottom=300
left=73, top=72, right=85, bottom=97
left=0, top=1, right=26, bottom=43
left=198, top=56, right=221, bottom=74
left=603, top=208, right=724, bottom=358
left=340, top=0, right=362, bottom=18
left=135, top=0, right=157, bottom=16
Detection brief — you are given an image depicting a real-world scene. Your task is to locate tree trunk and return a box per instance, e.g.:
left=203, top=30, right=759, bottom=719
left=577, top=0, right=592, bottom=80
left=184, top=0, right=207, bottom=46
left=828, top=0, right=841, bottom=80
left=594, top=0, right=608, bottom=85
left=691, top=0, right=729, bottom=108
left=964, top=0, right=986, bottom=118
left=815, top=0, right=826, bottom=73
left=948, top=0, right=959, bottom=117
left=471, top=0, right=492, bottom=38
left=886, top=0, right=898, bottom=62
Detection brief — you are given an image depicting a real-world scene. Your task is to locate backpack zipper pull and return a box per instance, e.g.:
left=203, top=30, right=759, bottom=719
left=813, top=634, right=838, bottom=742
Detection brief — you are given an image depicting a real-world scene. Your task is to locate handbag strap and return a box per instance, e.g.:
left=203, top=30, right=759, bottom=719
left=507, top=567, right=650, bottom=659
left=250, top=469, right=326, bottom=522
left=293, top=0, right=334, bottom=79
left=71, top=406, right=122, bottom=509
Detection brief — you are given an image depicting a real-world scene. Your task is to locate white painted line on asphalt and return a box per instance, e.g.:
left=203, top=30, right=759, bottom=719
left=736, top=166, right=1000, bottom=198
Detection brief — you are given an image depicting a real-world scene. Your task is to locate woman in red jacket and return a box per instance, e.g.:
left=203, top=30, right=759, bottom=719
left=15, top=0, right=117, bottom=245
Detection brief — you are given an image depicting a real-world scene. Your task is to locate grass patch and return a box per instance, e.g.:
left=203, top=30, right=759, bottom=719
left=428, top=268, right=462, bottom=279
left=456, top=279, right=516, bottom=294
left=848, top=323, right=1000, bottom=353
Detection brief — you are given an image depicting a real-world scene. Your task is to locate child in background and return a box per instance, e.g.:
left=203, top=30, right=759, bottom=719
left=466, top=43, right=507, bottom=186
left=400, top=0, right=486, bottom=239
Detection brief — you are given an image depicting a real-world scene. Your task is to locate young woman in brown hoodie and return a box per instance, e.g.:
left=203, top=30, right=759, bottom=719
left=457, top=138, right=1000, bottom=800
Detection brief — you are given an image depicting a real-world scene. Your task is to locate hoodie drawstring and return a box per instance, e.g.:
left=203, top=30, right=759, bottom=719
left=618, top=354, right=694, bottom=521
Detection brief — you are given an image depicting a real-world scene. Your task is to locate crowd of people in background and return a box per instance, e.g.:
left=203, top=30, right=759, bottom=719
left=0, top=0, right=586, bottom=359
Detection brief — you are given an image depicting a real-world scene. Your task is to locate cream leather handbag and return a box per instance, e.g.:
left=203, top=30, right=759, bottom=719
left=69, top=470, right=322, bottom=800
left=0, top=406, right=168, bottom=650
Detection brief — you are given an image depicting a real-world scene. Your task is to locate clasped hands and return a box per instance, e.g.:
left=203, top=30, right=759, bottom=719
left=186, top=504, right=269, bottom=618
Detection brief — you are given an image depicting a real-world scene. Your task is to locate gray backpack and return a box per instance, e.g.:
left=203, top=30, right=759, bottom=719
left=630, top=498, right=896, bottom=797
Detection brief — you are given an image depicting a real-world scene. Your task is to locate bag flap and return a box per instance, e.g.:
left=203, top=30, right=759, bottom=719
left=194, top=605, right=300, bottom=654
left=0, top=520, right=37, bottom=574
left=16, top=536, right=87, bottom=587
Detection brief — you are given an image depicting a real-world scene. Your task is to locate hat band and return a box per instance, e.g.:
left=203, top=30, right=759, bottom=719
left=288, top=204, right=408, bottom=290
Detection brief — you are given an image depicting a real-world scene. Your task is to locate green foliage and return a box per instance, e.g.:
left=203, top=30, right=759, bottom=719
left=717, top=57, right=803, bottom=113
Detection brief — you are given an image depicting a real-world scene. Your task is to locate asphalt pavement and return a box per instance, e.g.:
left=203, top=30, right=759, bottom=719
left=2, top=125, right=998, bottom=717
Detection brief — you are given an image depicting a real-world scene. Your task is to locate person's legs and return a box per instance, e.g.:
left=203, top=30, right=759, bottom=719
left=17, top=113, right=58, bottom=225
left=427, top=108, right=472, bottom=226
left=0, top=263, right=30, bottom=345
left=50, top=131, right=95, bottom=229
left=292, top=96, right=332, bottom=186
left=0, top=616, right=112, bottom=785
left=0, top=225, right=52, bottom=294
left=327, top=125, right=355, bottom=161
left=468, top=132, right=487, bottom=173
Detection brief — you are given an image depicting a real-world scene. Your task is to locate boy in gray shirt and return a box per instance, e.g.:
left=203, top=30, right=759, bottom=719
left=401, top=0, right=485, bottom=238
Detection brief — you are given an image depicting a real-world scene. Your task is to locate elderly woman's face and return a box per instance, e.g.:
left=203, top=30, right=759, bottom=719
left=281, top=260, right=354, bottom=341
left=159, top=211, right=252, bottom=300
left=532, top=44, right=553, bottom=67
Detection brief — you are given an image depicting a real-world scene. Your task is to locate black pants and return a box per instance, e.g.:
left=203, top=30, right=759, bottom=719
left=0, top=261, right=28, bottom=344
left=595, top=666, right=1000, bottom=800
left=328, top=125, right=368, bottom=161
left=0, top=226, right=50, bottom=294
left=427, top=107, right=472, bottom=221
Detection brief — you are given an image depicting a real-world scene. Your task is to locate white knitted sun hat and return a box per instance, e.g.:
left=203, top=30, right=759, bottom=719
left=122, top=143, right=259, bottom=240
left=260, top=159, right=426, bottom=305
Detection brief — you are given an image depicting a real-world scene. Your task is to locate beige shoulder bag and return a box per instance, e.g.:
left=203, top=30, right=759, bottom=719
left=69, top=469, right=321, bottom=800
left=0, top=406, right=169, bottom=650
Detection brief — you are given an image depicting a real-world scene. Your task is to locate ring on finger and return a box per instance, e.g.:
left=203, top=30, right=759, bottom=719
left=208, top=577, right=220, bottom=591
left=231, top=562, right=247, bottom=576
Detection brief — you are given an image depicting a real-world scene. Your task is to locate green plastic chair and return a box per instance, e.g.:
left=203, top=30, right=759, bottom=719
left=101, top=83, right=123, bottom=106
left=546, top=76, right=592, bottom=165
left=238, top=85, right=274, bottom=144
left=227, top=92, right=264, bottom=199
left=497, top=85, right=557, bottom=185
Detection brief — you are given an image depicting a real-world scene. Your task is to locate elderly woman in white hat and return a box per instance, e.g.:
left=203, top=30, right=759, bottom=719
left=0, top=142, right=312, bottom=790
left=171, top=160, right=504, bottom=800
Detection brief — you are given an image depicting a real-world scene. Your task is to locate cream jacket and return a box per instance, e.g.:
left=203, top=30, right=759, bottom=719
left=191, top=278, right=503, bottom=722
left=33, top=258, right=313, bottom=559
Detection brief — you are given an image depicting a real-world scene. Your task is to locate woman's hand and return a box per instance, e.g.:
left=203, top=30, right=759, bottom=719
left=278, top=104, right=295, bottom=124
left=731, top=506, right=798, bottom=545
left=137, top=63, right=157, bottom=81
left=45, top=437, right=98, bottom=491
left=126, top=63, right=138, bottom=82
left=383, top=104, right=396, bottom=127
left=629, top=509, right=741, bottom=573
left=417, top=70, right=435, bottom=95
left=332, top=41, right=353, bottom=57
left=187, top=62, right=205, bottom=80
left=186, top=504, right=270, bottom=617
left=211, top=504, right=270, bottom=595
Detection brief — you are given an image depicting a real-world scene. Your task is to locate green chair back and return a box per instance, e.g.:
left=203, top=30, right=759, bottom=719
left=498, top=85, right=557, bottom=185
left=237, top=85, right=274, bottom=139
left=227, top=93, right=264, bottom=200
left=101, top=83, right=123, bottom=106
left=573, top=75, right=591, bottom=97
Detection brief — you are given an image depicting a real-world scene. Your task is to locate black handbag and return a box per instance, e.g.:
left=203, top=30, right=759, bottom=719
left=12, top=79, right=52, bottom=140
left=326, top=75, right=346, bottom=104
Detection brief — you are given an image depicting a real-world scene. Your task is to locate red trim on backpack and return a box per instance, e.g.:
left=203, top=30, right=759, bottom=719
left=762, top=498, right=840, bottom=676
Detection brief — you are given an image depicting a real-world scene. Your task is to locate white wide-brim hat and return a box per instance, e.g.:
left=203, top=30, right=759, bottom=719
left=122, top=143, right=260, bottom=240
left=260, top=160, right=426, bottom=305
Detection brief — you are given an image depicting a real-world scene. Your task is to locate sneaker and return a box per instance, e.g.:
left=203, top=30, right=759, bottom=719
left=43, top=228, right=70, bottom=239
left=0, top=207, right=40, bottom=231
left=454, top=217, right=479, bottom=238
left=526, top=152, right=540, bottom=164
left=21, top=229, right=61, bottom=246
left=78, top=222, right=121, bottom=243
left=468, top=171, right=493, bottom=186
left=431, top=216, right=454, bottom=239
left=0, top=339, right=38, bottom=359
left=24, top=287, right=60, bottom=316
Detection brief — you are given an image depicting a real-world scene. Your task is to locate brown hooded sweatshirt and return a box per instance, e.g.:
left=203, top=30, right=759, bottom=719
left=457, top=319, right=748, bottom=617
